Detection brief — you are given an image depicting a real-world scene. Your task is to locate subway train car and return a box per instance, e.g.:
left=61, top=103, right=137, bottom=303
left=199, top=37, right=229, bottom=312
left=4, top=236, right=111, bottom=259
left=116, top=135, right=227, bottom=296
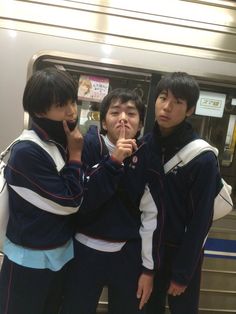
left=0, top=1, right=236, bottom=313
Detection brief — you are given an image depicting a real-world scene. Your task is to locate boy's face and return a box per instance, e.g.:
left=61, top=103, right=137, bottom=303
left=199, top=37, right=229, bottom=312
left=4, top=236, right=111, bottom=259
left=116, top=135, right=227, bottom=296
left=102, top=100, right=142, bottom=145
left=155, top=89, right=194, bottom=136
left=38, top=100, right=78, bottom=123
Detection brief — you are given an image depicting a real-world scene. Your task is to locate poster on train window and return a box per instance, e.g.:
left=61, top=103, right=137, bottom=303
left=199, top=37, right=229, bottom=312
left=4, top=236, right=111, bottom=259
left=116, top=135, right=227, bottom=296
left=78, top=75, right=109, bottom=102
left=195, top=91, right=226, bottom=118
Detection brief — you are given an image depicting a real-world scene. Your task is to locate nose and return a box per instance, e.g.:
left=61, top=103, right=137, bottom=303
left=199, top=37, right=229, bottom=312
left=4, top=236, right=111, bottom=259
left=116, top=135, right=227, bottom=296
left=163, top=100, right=173, bottom=112
left=119, top=111, right=128, bottom=122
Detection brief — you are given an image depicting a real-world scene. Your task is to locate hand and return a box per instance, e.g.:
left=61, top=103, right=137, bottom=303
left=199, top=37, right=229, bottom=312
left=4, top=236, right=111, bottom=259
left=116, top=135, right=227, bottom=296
left=63, top=120, right=83, bottom=162
left=111, top=121, right=137, bottom=163
left=167, top=281, right=187, bottom=297
left=136, top=273, right=153, bottom=310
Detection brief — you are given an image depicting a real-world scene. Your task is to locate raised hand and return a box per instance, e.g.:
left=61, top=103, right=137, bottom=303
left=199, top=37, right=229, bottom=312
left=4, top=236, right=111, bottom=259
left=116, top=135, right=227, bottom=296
left=111, top=121, right=137, bottom=164
left=63, top=120, right=83, bottom=162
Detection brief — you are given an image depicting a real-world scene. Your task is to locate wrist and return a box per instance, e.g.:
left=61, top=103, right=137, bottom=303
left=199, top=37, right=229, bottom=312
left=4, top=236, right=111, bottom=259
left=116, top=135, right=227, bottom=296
left=110, top=154, right=123, bottom=165
left=69, top=152, right=82, bottom=162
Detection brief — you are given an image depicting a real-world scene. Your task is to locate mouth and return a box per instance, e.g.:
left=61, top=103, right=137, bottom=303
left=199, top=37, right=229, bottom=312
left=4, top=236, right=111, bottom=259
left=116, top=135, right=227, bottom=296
left=159, top=115, right=170, bottom=121
left=67, top=117, right=77, bottom=123
left=117, top=124, right=129, bottom=129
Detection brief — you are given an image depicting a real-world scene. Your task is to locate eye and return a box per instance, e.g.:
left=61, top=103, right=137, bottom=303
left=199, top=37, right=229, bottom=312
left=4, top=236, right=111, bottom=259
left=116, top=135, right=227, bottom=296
left=110, top=111, right=119, bottom=115
left=128, top=111, right=137, bottom=116
left=176, top=99, right=185, bottom=105
left=159, top=95, right=166, bottom=101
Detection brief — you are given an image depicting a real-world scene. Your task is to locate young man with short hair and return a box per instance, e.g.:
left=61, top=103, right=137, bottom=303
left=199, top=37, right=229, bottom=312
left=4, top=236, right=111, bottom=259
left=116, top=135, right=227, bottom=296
left=0, top=67, right=84, bottom=314
left=146, top=72, right=221, bottom=314
left=62, top=88, right=164, bottom=314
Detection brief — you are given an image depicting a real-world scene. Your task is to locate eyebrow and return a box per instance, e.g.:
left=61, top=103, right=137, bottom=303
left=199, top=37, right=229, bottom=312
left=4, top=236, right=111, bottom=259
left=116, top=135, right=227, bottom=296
left=159, top=90, right=168, bottom=95
left=109, top=103, right=138, bottom=110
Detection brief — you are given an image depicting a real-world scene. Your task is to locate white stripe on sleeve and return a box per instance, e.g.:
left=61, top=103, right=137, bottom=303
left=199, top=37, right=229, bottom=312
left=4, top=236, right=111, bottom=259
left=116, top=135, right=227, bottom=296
left=139, top=184, right=158, bottom=270
left=10, top=185, right=80, bottom=215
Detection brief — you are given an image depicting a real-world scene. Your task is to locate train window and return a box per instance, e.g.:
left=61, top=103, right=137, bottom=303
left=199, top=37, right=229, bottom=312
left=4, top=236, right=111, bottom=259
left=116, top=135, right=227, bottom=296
left=222, top=115, right=236, bottom=167
left=188, top=92, right=236, bottom=208
left=28, top=52, right=152, bottom=135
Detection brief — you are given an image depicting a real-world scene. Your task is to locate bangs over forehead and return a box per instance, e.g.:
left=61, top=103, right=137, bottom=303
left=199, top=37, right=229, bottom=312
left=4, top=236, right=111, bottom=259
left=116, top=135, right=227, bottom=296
left=109, top=98, right=138, bottom=109
left=100, top=88, right=146, bottom=135
left=156, top=72, right=200, bottom=109
left=23, top=67, right=78, bottom=116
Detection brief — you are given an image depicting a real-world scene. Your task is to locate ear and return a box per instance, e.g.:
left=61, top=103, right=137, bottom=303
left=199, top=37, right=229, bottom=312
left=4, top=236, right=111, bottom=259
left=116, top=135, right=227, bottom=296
left=101, top=120, right=107, bottom=130
left=138, top=121, right=143, bottom=131
left=186, top=106, right=195, bottom=117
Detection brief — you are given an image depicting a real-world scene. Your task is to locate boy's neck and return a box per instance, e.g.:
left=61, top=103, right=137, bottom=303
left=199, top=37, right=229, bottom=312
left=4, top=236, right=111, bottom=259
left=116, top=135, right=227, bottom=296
left=102, top=134, right=116, bottom=154
left=159, top=126, right=176, bottom=137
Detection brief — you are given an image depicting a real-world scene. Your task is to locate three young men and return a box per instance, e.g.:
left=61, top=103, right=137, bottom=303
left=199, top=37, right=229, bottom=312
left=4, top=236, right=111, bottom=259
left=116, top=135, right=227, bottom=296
left=146, top=72, right=221, bottom=314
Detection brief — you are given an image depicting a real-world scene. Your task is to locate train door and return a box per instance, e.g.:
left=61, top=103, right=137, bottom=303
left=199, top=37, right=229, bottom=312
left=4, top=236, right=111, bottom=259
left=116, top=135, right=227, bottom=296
left=189, top=80, right=236, bottom=208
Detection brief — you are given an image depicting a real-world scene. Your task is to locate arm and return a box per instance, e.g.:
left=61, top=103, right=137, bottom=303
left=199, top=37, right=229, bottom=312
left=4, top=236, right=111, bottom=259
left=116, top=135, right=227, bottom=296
left=137, top=184, right=159, bottom=309
left=80, top=124, right=137, bottom=215
left=6, top=141, right=84, bottom=215
left=136, top=148, right=165, bottom=308
left=79, top=136, right=125, bottom=214
left=170, top=152, right=219, bottom=286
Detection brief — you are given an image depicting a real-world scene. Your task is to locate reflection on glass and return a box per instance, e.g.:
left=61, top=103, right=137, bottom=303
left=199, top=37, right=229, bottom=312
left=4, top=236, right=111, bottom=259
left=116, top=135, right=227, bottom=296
left=222, top=115, right=236, bottom=167
left=78, top=101, right=100, bottom=135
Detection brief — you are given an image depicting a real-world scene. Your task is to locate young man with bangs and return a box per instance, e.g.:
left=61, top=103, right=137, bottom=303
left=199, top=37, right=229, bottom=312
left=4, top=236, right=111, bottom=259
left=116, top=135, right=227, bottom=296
left=146, top=72, right=221, bottom=314
left=62, top=88, right=164, bottom=314
left=0, top=68, right=84, bottom=314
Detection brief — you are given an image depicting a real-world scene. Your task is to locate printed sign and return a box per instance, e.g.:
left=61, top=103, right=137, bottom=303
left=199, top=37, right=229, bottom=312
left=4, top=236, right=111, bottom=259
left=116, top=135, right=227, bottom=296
left=195, top=91, right=226, bottom=118
left=78, top=75, right=109, bottom=102
left=231, top=98, right=236, bottom=106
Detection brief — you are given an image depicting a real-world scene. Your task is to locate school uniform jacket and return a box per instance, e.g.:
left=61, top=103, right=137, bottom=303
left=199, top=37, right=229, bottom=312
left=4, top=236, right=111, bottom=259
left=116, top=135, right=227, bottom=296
left=5, top=125, right=84, bottom=249
left=146, top=121, right=221, bottom=285
left=77, top=126, right=165, bottom=272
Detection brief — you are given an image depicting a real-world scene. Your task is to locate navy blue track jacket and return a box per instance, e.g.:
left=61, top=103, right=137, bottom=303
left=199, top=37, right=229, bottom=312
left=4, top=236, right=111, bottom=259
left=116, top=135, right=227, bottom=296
left=5, top=127, right=84, bottom=249
left=146, top=121, right=221, bottom=285
left=77, top=126, right=165, bottom=272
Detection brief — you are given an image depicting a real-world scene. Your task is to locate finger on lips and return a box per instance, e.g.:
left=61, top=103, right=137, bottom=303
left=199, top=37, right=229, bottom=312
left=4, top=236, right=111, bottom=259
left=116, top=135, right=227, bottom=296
left=118, top=121, right=126, bottom=139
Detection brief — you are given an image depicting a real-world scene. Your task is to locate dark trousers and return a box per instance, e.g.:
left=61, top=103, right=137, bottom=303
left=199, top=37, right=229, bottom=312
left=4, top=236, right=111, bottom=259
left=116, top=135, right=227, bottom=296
left=0, top=255, right=70, bottom=314
left=146, top=245, right=203, bottom=314
left=61, top=240, right=144, bottom=314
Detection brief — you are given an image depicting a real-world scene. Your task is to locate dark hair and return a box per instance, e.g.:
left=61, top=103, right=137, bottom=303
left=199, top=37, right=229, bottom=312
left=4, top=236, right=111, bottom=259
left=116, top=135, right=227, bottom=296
left=155, top=72, right=200, bottom=109
left=23, top=67, right=78, bottom=117
left=100, top=88, right=146, bottom=135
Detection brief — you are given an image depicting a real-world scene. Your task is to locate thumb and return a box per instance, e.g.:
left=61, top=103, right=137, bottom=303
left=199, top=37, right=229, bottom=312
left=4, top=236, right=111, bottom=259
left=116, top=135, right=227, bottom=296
left=118, top=121, right=126, bottom=139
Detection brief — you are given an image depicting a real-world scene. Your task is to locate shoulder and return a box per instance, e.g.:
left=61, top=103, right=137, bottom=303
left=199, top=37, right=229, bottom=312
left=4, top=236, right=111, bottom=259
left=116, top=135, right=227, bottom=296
left=194, top=150, right=217, bottom=166
left=8, top=140, right=54, bottom=170
left=84, top=126, right=101, bottom=147
left=11, top=140, right=45, bottom=157
left=185, top=150, right=218, bottom=179
left=141, top=132, right=153, bottom=143
left=82, top=126, right=106, bottom=165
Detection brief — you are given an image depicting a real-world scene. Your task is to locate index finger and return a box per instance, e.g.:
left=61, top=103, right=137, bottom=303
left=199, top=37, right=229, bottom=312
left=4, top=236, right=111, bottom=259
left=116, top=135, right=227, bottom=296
left=139, top=292, right=146, bottom=310
left=118, top=121, right=126, bottom=139
left=63, top=120, right=70, bottom=135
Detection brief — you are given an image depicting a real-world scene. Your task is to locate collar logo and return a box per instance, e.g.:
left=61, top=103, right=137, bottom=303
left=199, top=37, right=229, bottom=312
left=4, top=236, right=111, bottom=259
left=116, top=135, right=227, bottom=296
left=132, top=156, right=138, bottom=164
left=129, top=155, right=138, bottom=169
